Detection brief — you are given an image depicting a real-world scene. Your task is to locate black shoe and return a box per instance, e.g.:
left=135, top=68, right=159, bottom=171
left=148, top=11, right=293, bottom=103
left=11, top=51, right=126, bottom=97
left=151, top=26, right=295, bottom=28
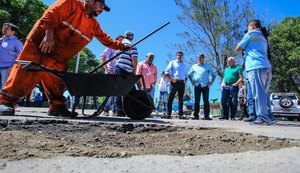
left=48, top=106, right=78, bottom=117
left=203, top=117, right=213, bottom=120
left=162, top=114, right=171, bottom=119
left=244, top=116, right=256, bottom=122
left=192, top=113, right=199, bottom=120
left=0, top=104, right=15, bottom=116
left=115, top=110, right=126, bottom=117
left=230, top=117, right=236, bottom=121
left=219, top=117, right=229, bottom=120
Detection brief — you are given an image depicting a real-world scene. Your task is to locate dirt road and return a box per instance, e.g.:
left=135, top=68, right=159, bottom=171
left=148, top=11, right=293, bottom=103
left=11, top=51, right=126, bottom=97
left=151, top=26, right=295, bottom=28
left=0, top=107, right=299, bottom=173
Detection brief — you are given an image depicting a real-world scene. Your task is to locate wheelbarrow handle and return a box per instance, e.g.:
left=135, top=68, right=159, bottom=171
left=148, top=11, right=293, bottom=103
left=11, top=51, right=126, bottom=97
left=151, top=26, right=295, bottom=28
left=16, top=60, right=65, bottom=77
left=89, top=21, right=170, bottom=74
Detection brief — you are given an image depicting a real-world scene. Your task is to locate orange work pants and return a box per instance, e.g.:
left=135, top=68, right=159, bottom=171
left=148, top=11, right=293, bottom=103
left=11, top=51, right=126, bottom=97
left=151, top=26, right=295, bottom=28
left=0, top=41, right=68, bottom=110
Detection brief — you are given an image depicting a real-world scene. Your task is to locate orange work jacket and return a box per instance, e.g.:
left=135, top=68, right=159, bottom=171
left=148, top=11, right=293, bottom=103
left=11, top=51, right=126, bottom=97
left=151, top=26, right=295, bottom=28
left=25, top=0, right=123, bottom=64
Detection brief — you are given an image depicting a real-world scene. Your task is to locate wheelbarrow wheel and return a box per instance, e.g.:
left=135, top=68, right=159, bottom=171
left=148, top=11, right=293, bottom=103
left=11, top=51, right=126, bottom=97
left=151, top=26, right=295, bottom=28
left=124, top=90, right=154, bottom=120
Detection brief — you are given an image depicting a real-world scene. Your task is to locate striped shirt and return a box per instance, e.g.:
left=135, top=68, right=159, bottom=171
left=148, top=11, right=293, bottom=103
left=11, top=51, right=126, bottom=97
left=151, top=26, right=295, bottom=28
left=115, top=38, right=138, bottom=73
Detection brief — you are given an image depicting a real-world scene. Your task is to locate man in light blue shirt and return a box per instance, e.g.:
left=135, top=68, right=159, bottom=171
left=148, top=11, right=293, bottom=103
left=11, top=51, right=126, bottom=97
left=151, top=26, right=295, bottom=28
left=0, top=23, right=23, bottom=91
left=164, top=51, right=187, bottom=119
left=236, top=19, right=276, bottom=125
left=188, top=54, right=216, bottom=120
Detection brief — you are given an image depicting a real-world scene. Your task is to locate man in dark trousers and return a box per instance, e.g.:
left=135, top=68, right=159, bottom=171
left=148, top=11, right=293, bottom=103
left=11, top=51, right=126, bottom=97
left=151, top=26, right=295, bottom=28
left=164, top=51, right=187, bottom=119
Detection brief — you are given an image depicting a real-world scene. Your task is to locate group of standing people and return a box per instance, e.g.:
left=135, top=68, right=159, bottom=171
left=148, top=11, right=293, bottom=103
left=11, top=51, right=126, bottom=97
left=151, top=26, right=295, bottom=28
left=156, top=52, right=216, bottom=120
left=148, top=19, right=276, bottom=125
left=0, top=0, right=276, bottom=125
left=215, top=19, right=276, bottom=125
left=100, top=30, right=158, bottom=117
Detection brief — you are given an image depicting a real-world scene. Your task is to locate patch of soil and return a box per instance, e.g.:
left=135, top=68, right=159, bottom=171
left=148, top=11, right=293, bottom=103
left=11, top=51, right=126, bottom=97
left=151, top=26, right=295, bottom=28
left=0, top=120, right=298, bottom=160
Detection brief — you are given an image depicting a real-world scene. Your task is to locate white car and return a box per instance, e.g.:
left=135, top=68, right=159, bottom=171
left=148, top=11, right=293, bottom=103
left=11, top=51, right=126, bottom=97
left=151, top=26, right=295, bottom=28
left=270, top=92, right=300, bottom=121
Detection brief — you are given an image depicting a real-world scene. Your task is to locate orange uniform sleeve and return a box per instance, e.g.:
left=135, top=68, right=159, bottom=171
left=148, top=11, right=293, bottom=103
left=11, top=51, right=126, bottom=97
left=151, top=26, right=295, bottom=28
left=39, top=0, right=77, bottom=30
left=94, top=24, right=124, bottom=50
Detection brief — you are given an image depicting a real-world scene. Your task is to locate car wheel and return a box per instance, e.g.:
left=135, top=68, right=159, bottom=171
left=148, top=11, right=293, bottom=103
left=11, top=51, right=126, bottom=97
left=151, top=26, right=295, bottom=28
left=279, top=96, right=293, bottom=108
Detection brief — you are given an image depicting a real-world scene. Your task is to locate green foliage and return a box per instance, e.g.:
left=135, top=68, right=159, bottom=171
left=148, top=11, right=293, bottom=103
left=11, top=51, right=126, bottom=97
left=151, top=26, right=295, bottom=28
left=0, top=0, right=47, bottom=42
left=0, top=10, right=11, bottom=23
left=174, top=0, right=255, bottom=78
left=68, top=48, right=102, bottom=73
left=269, top=17, right=300, bottom=95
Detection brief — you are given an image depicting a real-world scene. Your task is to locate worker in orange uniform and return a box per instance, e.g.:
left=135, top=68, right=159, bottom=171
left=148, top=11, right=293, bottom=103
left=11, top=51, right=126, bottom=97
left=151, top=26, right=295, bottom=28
left=0, top=0, right=129, bottom=116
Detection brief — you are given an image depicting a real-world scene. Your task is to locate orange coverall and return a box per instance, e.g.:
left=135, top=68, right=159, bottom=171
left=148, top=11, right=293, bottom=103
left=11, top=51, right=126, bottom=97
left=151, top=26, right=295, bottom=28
left=0, top=0, right=124, bottom=110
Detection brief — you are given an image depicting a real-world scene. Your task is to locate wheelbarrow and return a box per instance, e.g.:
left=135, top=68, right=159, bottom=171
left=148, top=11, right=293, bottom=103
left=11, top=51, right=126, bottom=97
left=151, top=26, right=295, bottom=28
left=19, top=61, right=154, bottom=120
left=17, top=22, right=170, bottom=120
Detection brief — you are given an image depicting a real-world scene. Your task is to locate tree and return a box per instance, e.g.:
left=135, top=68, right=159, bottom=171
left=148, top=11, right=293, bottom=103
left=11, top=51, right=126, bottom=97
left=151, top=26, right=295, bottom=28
left=68, top=48, right=101, bottom=73
left=268, top=17, right=300, bottom=95
left=174, top=0, right=254, bottom=78
left=0, top=0, right=47, bottom=42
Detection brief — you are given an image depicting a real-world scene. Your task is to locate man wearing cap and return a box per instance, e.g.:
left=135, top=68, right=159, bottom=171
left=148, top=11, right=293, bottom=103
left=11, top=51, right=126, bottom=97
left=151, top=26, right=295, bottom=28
left=0, top=0, right=129, bottom=117
left=114, top=31, right=138, bottom=117
left=164, top=51, right=187, bottom=119
left=188, top=54, right=216, bottom=120
left=0, top=23, right=23, bottom=91
left=136, top=52, right=157, bottom=99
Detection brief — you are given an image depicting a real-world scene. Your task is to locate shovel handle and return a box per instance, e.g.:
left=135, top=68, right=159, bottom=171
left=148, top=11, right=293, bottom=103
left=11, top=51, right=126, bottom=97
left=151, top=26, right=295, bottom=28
left=89, top=21, right=170, bottom=74
left=16, top=60, right=65, bottom=77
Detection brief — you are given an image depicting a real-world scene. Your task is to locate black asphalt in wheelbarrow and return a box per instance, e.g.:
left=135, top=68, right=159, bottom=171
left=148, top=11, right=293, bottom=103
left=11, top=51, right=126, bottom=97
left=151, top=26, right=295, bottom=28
left=20, top=61, right=154, bottom=120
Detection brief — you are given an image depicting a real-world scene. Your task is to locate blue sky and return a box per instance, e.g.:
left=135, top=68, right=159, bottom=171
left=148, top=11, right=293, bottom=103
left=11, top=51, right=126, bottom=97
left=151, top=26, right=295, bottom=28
left=42, top=0, right=300, bottom=101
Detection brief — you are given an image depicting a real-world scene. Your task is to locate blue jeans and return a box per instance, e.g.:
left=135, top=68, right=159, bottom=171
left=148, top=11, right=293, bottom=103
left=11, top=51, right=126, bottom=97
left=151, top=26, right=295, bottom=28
left=0, top=67, right=11, bottom=91
left=247, top=68, right=275, bottom=122
left=156, top=91, right=168, bottom=112
left=104, top=96, right=114, bottom=111
left=247, top=80, right=256, bottom=118
left=146, top=87, right=155, bottom=100
left=221, top=85, right=239, bottom=118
